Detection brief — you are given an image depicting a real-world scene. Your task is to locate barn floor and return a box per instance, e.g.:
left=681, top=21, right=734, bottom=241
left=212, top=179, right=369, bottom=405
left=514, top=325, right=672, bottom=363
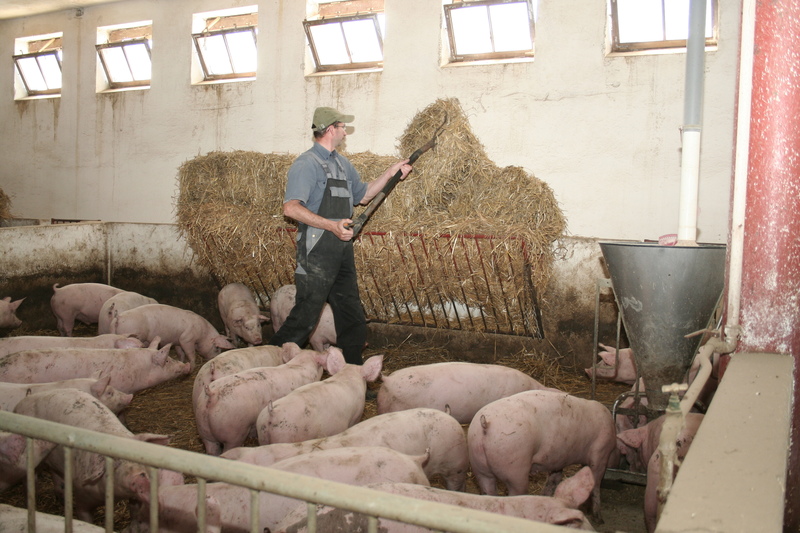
left=0, top=324, right=647, bottom=532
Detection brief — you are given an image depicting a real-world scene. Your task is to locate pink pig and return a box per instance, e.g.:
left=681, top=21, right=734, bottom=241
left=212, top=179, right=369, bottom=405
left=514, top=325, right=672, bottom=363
left=97, top=291, right=158, bottom=334
left=134, top=446, right=429, bottom=533
left=197, top=346, right=334, bottom=455
left=468, top=390, right=617, bottom=521
left=0, top=297, right=24, bottom=329
left=0, top=333, right=142, bottom=357
left=50, top=283, right=125, bottom=336
left=256, top=353, right=383, bottom=444
left=0, top=341, right=190, bottom=394
left=377, top=361, right=558, bottom=424
left=0, top=429, right=58, bottom=493
left=13, top=389, right=171, bottom=522
left=270, top=284, right=336, bottom=351
left=0, top=503, right=108, bottom=533
left=617, top=413, right=704, bottom=474
left=217, top=282, right=268, bottom=346
left=224, top=407, right=468, bottom=491
left=584, top=343, right=638, bottom=385
left=110, top=303, right=235, bottom=368
left=274, top=467, right=596, bottom=532
left=0, top=375, right=132, bottom=414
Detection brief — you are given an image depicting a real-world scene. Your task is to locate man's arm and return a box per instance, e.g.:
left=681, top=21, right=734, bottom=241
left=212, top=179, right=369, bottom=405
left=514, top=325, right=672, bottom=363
left=283, top=199, right=354, bottom=241
left=359, top=159, right=412, bottom=205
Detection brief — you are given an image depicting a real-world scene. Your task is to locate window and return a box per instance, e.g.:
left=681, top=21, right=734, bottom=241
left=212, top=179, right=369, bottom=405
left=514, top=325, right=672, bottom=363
left=13, top=33, right=63, bottom=98
left=192, top=8, right=258, bottom=83
left=443, top=0, right=535, bottom=63
left=609, top=0, right=718, bottom=54
left=304, top=0, right=385, bottom=72
left=96, top=22, right=152, bottom=91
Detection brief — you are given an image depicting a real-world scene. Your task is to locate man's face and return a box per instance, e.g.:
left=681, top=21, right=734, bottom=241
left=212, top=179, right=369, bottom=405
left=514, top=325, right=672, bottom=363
left=330, top=122, right=348, bottom=148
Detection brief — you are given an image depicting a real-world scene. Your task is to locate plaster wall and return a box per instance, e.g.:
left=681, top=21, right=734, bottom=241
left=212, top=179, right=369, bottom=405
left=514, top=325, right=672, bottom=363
left=0, top=0, right=738, bottom=243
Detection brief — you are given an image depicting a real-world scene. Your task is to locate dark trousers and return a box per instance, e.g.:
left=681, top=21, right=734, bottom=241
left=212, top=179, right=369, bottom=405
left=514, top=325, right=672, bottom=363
left=269, top=232, right=366, bottom=364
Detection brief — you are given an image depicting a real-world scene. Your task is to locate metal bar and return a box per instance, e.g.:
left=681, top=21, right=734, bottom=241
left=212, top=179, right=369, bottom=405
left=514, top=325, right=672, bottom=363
left=148, top=466, right=158, bottom=533
left=431, top=236, right=469, bottom=330
left=65, top=447, right=74, bottom=533
left=409, top=237, right=446, bottom=329
left=0, top=410, right=567, bottom=533
left=196, top=478, right=206, bottom=533
left=473, top=235, right=503, bottom=332
left=26, top=437, right=36, bottom=533
left=104, top=455, right=113, bottom=531
left=394, top=238, right=426, bottom=327
left=457, top=235, right=488, bottom=330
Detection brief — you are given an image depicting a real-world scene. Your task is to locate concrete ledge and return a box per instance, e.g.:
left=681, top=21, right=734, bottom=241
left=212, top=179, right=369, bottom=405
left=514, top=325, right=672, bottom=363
left=657, top=352, right=793, bottom=532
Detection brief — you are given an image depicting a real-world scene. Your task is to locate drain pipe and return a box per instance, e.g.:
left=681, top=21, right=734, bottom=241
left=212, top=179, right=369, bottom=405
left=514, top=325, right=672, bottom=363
left=676, top=0, right=707, bottom=246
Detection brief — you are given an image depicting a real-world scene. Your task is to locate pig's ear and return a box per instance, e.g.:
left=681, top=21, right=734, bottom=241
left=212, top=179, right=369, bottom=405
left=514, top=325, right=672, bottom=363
left=259, top=314, right=269, bottom=323
left=361, top=355, right=384, bottom=382
left=153, top=346, right=170, bottom=366
left=325, top=348, right=347, bottom=375
left=1, top=297, right=9, bottom=303
left=90, top=375, right=113, bottom=396
left=10, top=298, right=24, bottom=311
left=553, top=465, right=594, bottom=508
left=0, top=432, right=27, bottom=464
left=148, top=337, right=162, bottom=349
left=214, top=336, right=235, bottom=349
left=281, top=342, right=301, bottom=363
left=616, top=427, right=645, bottom=449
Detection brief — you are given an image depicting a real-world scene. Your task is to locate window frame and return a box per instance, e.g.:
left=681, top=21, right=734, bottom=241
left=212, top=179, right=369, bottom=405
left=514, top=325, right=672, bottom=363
left=96, top=37, right=152, bottom=90
left=443, top=0, right=535, bottom=63
left=13, top=42, right=63, bottom=97
left=191, top=25, right=258, bottom=82
left=609, top=0, right=719, bottom=54
left=303, top=12, right=384, bottom=72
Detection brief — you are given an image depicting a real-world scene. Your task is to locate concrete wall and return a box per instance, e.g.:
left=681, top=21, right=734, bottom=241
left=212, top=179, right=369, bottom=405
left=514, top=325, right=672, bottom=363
left=0, top=0, right=739, bottom=244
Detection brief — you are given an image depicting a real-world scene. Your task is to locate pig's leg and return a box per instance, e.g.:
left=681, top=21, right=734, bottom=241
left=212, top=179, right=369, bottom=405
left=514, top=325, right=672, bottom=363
left=444, top=472, right=467, bottom=492
left=202, top=437, right=223, bottom=456
left=542, top=470, right=564, bottom=496
left=504, top=468, right=533, bottom=496
left=473, top=470, right=499, bottom=496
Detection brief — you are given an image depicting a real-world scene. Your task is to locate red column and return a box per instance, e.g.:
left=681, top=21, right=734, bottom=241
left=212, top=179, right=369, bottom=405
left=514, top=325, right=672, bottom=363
left=735, top=0, right=800, bottom=529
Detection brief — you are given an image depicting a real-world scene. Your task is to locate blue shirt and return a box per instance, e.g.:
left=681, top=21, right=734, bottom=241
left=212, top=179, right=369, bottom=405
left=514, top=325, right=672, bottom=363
left=284, top=143, right=367, bottom=216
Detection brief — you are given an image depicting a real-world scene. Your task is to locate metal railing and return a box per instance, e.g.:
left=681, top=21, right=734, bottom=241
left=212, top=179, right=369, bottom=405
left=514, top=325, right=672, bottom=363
left=0, top=410, right=567, bottom=533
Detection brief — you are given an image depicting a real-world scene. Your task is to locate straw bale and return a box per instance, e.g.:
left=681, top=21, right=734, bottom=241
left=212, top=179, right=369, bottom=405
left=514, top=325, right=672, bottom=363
left=175, top=98, right=566, bottom=334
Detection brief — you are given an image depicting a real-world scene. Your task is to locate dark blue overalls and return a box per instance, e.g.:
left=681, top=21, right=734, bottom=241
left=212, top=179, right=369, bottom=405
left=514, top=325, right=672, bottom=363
left=269, top=152, right=367, bottom=365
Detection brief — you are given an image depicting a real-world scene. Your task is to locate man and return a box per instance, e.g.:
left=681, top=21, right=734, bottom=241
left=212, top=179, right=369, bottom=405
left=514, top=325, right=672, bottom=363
left=269, top=106, right=412, bottom=364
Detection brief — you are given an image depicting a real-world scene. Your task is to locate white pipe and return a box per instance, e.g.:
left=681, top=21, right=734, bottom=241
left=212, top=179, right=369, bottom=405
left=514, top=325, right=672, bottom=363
left=677, top=128, right=702, bottom=244
left=725, top=0, right=757, bottom=342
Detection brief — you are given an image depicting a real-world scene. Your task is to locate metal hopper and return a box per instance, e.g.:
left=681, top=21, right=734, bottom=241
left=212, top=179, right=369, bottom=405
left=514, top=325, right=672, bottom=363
left=600, top=242, right=726, bottom=410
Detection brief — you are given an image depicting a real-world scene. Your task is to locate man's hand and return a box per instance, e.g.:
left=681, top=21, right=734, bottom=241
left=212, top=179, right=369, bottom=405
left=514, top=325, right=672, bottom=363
left=332, top=218, right=355, bottom=241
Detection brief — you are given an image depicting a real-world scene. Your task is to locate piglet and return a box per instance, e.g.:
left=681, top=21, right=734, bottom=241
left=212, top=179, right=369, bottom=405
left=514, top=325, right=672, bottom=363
left=134, top=446, right=429, bottom=533
left=0, top=503, right=107, bottom=533
left=270, top=284, right=336, bottom=351
left=377, top=361, right=557, bottom=424
left=110, top=303, right=235, bottom=368
left=468, top=390, right=617, bottom=521
left=0, top=341, right=190, bottom=394
left=218, top=282, right=268, bottom=346
left=97, top=291, right=158, bottom=335
left=0, top=375, right=132, bottom=413
left=274, top=467, right=596, bottom=532
left=224, top=407, right=468, bottom=491
left=14, top=389, right=171, bottom=522
left=617, top=413, right=704, bottom=474
left=256, top=353, right=382, bottom=444
left=0, top=428, right=58, bottom=493
left=0, top=297, right=24, bottom=329
left=585, top=343, right=638, bottom=385
left=50, top=283, right=125, bottom=336
left=197, top=345, right=335, bottom=455
left=0, top=333, right=142, bottom=357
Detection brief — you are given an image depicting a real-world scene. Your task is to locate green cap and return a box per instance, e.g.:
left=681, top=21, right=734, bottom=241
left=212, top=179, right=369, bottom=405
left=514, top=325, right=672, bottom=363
left=312, top=107, right=354, bottom=131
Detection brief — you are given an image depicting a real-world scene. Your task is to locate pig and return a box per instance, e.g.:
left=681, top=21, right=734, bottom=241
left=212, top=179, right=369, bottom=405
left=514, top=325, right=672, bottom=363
left=0, top=341, right=190, bottom=394
left=217, top=282, right=268, bottom=346
left=468, top=390, right=617, bottom=520
left=274, top=467, right=597, bottom=532
left=256, top=353, right=383, bottom=445
left=50, top=282, right=125, bottom=336
left=0, top=375, right=133, bottom=413
left=223, top=407, right=469, bottom=491
left=617, top=413, right=704, bottom=474
left=0, top=428, right=58, bottom=493
left=13, top=389, right=171, bottom=521
left=110, top=303, right=235, bottom=368
left=0, top=296, right=24, bottom=329
left=97, top=291, right=158, bottom=334
left=270, top=284, right=336, bottom=351
left=197, top=345, right=335, bottom=455
left=377, top=361, right=558, bottom=424
left=584, top=343, right=637, bottom=385
left=643, top=422, right=701, bottom=533
left=134, top=446, right=429, bottom=533
left=0, top=504, right=107, bottom=533
left=0, top=333, right=143, bottom=357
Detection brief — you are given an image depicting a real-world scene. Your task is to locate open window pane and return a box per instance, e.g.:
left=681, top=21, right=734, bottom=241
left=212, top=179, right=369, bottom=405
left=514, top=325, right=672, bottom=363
left=226, top=30, right=258, bottom=73
left=444, top=0, right=535, bottom=62
left=100, top=46, right=133, bottom=82
left=451, top=6, right=492, bottom=55
left=38, top=54, right=62, bottom=88
left=490, top=3, right=533, bottom=52
left=612, top=0, right=717, bottom=52
left=195, top=34, right=234, bottom=76
left=96, top=24, right=152, bottom=90
left=17, top=56, right=48, bottom=91
left=304, top=12, right=384, bottom=71
left=342, top=19, right=382, bottom=63
left=125, top=43, right=152, bottom=81
left=309, top=24, right=349, bottom=65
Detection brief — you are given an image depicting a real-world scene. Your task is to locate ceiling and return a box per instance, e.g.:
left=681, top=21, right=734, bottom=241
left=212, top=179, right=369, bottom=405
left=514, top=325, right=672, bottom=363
left=0, top=0, right=122, bottom=20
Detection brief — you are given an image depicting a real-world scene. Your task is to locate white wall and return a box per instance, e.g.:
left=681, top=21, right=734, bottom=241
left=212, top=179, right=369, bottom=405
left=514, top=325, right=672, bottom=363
left=0, top=0, right=739, bottom=242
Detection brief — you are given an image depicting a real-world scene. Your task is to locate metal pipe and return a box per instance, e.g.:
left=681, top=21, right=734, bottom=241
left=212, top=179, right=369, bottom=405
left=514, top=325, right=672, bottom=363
left=677, top=0, right=707, bottom=245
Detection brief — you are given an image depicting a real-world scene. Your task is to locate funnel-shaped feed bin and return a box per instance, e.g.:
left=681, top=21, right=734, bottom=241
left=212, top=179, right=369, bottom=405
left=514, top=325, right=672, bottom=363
left=600, top=242, right=726, bottom=410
